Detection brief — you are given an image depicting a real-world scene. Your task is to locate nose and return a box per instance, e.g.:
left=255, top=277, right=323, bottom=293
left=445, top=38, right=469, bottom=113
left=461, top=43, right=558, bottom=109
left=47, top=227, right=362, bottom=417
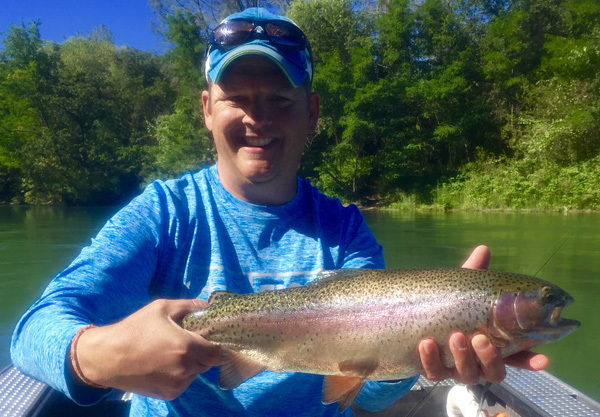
left=242, top=98, right=273, bottom=130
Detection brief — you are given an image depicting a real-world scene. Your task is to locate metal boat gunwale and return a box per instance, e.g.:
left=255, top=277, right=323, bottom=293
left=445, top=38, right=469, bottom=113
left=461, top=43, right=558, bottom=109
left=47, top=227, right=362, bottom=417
left=1, top=363, right=599, bottom=416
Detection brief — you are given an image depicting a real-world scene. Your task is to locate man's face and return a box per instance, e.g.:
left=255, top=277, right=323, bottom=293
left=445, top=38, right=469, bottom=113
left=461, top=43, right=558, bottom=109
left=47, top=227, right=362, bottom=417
left=202, top=56, right=319, bottom=204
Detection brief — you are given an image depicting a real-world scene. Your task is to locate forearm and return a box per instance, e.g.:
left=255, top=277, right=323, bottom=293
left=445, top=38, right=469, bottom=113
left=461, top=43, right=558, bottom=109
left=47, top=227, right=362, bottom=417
left=11, top=187, right=164, bottom=402
left=11, top=307, right=110, bottom=405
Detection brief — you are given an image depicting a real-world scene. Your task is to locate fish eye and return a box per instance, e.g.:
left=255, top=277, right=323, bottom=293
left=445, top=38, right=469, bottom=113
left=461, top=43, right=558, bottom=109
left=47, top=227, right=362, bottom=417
left=542, top=286, right=558, bottom=303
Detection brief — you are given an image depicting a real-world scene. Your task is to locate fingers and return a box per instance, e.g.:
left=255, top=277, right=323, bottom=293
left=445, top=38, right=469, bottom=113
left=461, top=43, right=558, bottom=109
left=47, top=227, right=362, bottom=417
left=160, top=299, right=221, bottom=371
left=76, top=298, right=220, bottom=398
left=420, top=334, right=507, bottom=385
left=504, top=351, right=549, bottom=371
left=449, top=333, right=479, bottom=385
left=472, top=334, right=506, bottom=384
left=462, top=245, right=491, bottom=270
left=419, top=338, right=450, bottom=381
left=186, top=331, right=222, bottom=371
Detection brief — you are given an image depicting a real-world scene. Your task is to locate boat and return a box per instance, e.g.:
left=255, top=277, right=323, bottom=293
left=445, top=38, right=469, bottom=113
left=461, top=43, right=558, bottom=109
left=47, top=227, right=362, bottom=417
left=1, top=363, right=599, bottom=416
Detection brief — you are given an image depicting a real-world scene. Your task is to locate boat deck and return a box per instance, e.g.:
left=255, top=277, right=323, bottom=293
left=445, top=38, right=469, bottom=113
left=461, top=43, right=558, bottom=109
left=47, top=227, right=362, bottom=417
left=1, top=364, right=599, bottom=416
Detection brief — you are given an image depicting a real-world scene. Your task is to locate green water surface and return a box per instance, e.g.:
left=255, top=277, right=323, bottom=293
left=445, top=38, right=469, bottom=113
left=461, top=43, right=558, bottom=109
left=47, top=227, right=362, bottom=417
left=1, top=207, right=598, bottom=401
left=365, top=210, right=599, bottom=402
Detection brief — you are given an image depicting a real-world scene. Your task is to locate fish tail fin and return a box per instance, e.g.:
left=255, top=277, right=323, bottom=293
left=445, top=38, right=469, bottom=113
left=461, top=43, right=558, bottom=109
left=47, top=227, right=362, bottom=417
left=218, top=348, right=266, bottom=390
left=322, top=375, right=365, bottom=413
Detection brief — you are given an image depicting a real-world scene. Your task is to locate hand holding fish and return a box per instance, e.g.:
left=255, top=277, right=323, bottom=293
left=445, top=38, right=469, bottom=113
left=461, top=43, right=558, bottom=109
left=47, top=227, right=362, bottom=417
left=418, top=245, right=550, bottom=385
left=72, top=299, right=221, bottom=400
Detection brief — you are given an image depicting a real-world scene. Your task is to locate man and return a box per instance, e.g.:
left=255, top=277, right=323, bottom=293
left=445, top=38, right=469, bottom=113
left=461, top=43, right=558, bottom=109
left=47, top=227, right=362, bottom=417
left=11, top=7, right=548, bottom=417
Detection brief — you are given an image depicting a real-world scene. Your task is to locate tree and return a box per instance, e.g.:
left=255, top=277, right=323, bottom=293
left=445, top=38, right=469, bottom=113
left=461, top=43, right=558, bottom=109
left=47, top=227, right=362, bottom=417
left=0, top=21, right=44, bottom=67
left=144, top=11, right=215, bottom=182
left=513, top=0, right=600, bottom=164
left=290, top=0, right=382, bottom=202
left=20, top=38, right=174, bottom=204
left=0, top=24, right=176, bottom=205
left=0, top=22, right=48, bottom=202
left=481, top=0, right=568, bottom=145
left=147, top=0, right=293, bottom=38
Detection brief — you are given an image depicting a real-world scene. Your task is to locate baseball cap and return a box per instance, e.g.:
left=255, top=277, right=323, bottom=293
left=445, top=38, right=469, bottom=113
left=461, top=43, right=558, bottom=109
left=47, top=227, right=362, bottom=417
left=205, top=8, right=313, bottom=88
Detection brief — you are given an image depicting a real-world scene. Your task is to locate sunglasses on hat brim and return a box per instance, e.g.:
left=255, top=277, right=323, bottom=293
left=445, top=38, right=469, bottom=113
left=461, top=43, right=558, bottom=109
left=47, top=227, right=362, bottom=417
left=209, top=19, right=310, bottom=51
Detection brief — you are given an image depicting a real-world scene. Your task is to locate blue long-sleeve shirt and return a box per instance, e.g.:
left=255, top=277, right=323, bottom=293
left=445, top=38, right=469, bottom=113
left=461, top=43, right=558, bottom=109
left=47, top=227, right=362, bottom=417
left=11, top=165, right=417, bottom=416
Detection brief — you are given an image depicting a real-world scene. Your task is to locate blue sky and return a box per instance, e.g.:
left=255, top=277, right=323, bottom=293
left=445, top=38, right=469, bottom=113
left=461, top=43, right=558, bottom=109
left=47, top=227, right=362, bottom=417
left=0, top=0, right=166, bottom=52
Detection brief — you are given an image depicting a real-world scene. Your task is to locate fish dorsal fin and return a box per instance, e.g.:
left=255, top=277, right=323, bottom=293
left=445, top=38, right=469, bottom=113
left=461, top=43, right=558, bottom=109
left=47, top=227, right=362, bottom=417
left=218, top=348, right=266, bottom=390
left=308, top=269, right=366, bottom=286
left=322, top=375, right=365, bottom=412
left=208, top=291, right=237, bottom=305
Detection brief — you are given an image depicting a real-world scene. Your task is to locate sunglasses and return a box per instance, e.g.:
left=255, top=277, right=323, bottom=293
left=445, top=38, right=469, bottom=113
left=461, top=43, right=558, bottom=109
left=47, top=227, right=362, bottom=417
left=209, top=19, right=309, bottom=51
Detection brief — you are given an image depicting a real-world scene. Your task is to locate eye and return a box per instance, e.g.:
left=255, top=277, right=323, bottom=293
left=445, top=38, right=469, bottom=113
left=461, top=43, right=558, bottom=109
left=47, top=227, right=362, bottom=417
left=269, top=95, right=292, bottom=105
left=542, top=287, right=558, bottom=304
left=225, top=95, right=248, bottom=107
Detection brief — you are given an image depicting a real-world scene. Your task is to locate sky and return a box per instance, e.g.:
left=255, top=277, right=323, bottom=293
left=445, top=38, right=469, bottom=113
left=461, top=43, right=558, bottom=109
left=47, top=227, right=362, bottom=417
left=0, top=0, right=166, bottom=53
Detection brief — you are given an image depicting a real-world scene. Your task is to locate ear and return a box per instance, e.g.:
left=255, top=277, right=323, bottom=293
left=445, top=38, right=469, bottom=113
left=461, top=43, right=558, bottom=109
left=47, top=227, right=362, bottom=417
left=308, top=92, right=320, bottom=135
left=202, top=90, right=213, bottom=132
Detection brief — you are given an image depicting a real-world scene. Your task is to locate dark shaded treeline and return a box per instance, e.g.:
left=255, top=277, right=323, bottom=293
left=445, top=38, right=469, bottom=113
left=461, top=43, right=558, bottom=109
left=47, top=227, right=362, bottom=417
left=1, top=0, right=599, bottom=208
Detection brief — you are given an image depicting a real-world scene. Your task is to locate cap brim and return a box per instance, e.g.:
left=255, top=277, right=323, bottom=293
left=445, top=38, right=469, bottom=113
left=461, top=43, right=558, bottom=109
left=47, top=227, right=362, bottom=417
left=206, top=42, right=308, bottom=88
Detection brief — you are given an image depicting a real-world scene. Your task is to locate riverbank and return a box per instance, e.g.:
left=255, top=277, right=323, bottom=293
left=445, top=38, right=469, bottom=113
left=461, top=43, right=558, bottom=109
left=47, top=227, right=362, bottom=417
left=366, top=154, right=600, bottom=213
left=376, top=201, right=600, bottom=214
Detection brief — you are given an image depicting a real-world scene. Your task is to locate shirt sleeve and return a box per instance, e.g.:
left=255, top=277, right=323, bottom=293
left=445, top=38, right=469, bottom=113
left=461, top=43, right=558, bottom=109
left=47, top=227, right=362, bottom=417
left=10, top=182, right=170, bottom=405
left=337, top=204, right=384, bottom=270
left=355, top=376, right=419, bottom=412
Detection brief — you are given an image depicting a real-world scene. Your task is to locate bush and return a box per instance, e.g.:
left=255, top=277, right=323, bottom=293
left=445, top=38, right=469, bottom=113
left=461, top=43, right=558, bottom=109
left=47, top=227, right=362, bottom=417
left=433, top=155, right=600, bottom=211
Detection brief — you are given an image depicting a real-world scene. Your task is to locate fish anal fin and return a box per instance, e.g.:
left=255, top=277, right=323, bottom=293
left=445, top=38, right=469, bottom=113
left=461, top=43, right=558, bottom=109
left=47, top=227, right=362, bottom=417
left=208, top=291, right=237, bottom=305
left=322, top=375, right=365, bottom=413
left=218, top=348, right=266, bottom=390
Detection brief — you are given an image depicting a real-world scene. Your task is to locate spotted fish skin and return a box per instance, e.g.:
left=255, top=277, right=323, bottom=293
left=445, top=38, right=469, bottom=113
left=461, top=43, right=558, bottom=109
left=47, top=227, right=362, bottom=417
left=182, top=268, right=579, bottom=411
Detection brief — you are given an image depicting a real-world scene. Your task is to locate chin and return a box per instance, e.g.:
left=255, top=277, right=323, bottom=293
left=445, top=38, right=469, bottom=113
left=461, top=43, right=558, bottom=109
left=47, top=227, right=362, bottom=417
left=246, top=172, right=276, bottom=184
left=241, top=163, right=277, bottom=183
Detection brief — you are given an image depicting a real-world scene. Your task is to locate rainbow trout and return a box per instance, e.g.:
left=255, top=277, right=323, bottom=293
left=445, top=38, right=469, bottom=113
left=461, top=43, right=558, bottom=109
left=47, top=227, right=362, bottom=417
left=182, top=268, right=579, bottom=412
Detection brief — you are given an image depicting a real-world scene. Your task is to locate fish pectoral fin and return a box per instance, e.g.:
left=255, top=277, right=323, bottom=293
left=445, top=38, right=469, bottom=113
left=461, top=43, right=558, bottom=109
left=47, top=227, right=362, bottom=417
left=218, top=348, right=266, bottom=390
left=322, top=375, right=365, bottom=413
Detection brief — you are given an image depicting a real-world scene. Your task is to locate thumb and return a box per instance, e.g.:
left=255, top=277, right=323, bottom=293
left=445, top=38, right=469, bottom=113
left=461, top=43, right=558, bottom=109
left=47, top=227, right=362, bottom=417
left=167, top=298, right=209, bottom=324
left=462, top=245, right=491, bottom=270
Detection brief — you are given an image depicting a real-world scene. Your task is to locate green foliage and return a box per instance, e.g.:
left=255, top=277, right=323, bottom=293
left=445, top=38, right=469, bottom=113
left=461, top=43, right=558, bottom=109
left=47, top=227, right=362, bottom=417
left=0, top=23, right=176, bottom=204
left=515, top=78, right=600, bottom=165
left=434, top=155, right=600, bottom=211
left=290, top=0, right=382, bottom=203
left=143, top=11, right=215, bottom=182
left=2, top=0, right=600, bottom=209
left=148, top=96, right=215, bottom=181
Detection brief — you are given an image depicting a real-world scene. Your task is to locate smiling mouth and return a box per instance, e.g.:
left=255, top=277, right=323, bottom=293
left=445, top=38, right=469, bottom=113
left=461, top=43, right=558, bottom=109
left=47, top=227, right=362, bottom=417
left=245, top=137, right=274, bottom=146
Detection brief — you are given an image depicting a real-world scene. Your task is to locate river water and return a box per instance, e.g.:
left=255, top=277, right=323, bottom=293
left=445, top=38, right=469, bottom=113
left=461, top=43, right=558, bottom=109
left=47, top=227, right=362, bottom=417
left=1, top=206, right=598, bottom=401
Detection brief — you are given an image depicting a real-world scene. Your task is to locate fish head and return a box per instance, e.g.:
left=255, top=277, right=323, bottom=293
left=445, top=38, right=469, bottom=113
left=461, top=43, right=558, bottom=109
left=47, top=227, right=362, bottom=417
left=491, top=280, right=580, bottom=352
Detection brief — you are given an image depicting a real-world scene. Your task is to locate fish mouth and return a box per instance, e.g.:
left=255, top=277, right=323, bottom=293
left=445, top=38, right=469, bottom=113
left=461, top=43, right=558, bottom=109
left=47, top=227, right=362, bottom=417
left=547, top=296, right=579, bottom=329
left=550, top=306, right=562, bottom=325
left=537, top=304, right=580, bottom=341
left=511, top=290, right=580, bottom=342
